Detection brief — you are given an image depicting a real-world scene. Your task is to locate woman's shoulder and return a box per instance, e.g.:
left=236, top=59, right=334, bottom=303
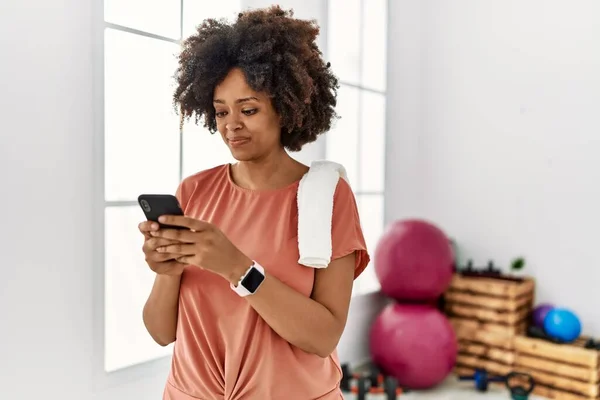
left=177, top=164, right=229, bottom=204
left=333, top=177, right=358, bottom=206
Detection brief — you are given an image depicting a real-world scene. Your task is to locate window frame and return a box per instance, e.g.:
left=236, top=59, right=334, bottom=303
left=324, top=0, right=388, bottom=296
left=92, top=0, right=188, bottom=388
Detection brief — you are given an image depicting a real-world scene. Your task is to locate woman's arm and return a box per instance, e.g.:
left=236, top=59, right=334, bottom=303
left=143, top=274, right=182, bottom=346
left=226, top=252, right=356, bottom=358
left=153, top=213, right=363, bottom=357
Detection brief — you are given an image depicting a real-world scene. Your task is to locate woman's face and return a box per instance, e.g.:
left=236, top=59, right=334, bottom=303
left=213, top=68, right=282, bottom=161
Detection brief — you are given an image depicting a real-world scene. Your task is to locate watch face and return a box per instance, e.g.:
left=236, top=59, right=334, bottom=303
left=241, top=267, right=264, bottom=292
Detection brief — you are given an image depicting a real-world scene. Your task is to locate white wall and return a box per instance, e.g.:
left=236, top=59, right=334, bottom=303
left=387, top=0, right=600, bottom=333
left=0, top=0, right=385, bottom=399
left=1, top=0, right=97, bottom=398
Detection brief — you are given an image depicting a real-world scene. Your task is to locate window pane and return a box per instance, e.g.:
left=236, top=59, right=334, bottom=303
left=361, top=0, right=387, bottom=92
left=328, top=0, right=361, bottom=85
left=182, top=0, right=241, bottom=39
left=356, top=194, right=384, bottom=293
left=104, top=206, right=172, bottom=372
left=359, top=91, right=386, bottom=192
left=104, top=29, right=181, bottom=202
left=104, top=0, right=181, bottom=40
left=326, top=85, right=360, bottom=189
left=182, top=121, right=235, bottom=179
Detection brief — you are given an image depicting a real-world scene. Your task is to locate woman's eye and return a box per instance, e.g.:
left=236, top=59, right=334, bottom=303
left=215, top=111, right=227, bottom=118
left=242, top=109, right=257, bottom=116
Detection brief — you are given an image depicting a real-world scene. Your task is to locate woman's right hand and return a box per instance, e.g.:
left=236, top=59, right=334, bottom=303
left=139, top=221, right=186, bottom=276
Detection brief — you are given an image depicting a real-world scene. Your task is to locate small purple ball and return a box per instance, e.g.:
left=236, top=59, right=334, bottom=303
left=532, top=303, right=554, bottom=328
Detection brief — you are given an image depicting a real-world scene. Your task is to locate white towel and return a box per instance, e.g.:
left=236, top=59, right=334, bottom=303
left=296, top=160, right=349, bottom=268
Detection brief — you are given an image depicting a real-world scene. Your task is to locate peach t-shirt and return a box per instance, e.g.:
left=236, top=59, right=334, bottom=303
left=162, top=164, right=370, bottom=400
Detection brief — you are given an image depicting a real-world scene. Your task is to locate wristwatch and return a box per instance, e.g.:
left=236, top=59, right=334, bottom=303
left=230, top=261, right=265, bottom=297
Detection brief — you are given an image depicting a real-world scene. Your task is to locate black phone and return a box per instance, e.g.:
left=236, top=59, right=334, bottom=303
left=138, top=194, right=186, bottom=230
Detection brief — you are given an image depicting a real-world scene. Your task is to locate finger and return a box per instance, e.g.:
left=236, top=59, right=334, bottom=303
left=145, top=237, right=183, bottom=251
left=156, top=243, right=196, bottom=255
left=150, top=228, right=198, bottom=243
left=147, top=252, right=181, bottom=263
left=139, top=221, right=160, bottom=233
left=158, top=215, right=211, bottom=232
left=175, top=255, right=192, bottom=264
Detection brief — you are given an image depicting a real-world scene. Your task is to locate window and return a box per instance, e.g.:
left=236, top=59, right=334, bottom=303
left=102, top=0, right=239, bottom=373
left=326, top=0, right=388, bottom=295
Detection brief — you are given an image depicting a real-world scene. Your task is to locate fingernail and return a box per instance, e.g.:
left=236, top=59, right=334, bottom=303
left=158, top=216, right=166, bottom=223
left=156, top=247, right=163, bottom=252
left=150, top=231, right=157, bottom=236
left=151, top=223, right=159, bottom=230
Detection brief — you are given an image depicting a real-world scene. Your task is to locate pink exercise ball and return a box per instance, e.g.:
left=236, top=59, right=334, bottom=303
left=369, top=303, right=458, bottom=389
left=374, top=219, right=454, bottom=301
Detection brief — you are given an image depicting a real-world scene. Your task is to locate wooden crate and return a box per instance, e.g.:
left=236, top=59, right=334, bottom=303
left=443, top=273, right=535, bottom=379
left=455, top=366, right=598, bottom=400
left=512, top=335, right=600, bottom=399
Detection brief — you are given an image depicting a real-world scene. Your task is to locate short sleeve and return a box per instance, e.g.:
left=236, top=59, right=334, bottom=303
left=331, top=178, right=370, bottom=279
left=175, top=177, right=191, bottom=212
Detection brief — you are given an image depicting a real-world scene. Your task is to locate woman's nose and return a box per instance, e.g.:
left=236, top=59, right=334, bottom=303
left=225, top=116, right=243, bottom=132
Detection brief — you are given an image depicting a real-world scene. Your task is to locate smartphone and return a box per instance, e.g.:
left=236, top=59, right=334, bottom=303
left=138, top=194, right=186, bottom=230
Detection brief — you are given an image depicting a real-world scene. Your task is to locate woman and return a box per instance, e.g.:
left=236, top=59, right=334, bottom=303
left=139, top=6, right=369, bottom=400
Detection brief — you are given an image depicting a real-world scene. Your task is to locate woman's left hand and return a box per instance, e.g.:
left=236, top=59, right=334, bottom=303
left=150, top=215, right=252, bottom=283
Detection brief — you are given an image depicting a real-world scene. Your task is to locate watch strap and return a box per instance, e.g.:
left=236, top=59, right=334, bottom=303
left=230, top=261, right=265, bottom=297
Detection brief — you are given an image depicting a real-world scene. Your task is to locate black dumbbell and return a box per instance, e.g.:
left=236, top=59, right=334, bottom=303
left=355, top=377, right=368, bottom=400
left=340, top=363, right=380, bottom=392
left=383, top=376, right=400, bottom=400
left=367, top=364, right=380, bottom=388
left=340, top=363, right=351, bottom=391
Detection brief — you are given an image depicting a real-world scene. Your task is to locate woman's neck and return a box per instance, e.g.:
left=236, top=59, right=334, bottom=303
left=232, top=149, right=308, bottom=190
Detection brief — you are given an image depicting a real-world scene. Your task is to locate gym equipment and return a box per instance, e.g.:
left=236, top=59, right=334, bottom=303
left=459, top=259, right=504, bottom=277
left=340, top=363, right=405, bottom=399
left=341, top=364, right=352, bottom=391
left=356, top=377, right=368, bottom=399
left=373, top=219, right=454, bottom=301
left=458, top=369, right=535, bottom=399
left=544, top=307, right=582, bottom=342
left=341, top=364, right=380, bottom=390
left=584, top=338, right=600, bottom=350
left=526, top=325, right=565, bottom=344
left=458, top=368, right=506, bottom=392
left=505, top=371, right=535, bottom=400
left=532, top=303, right=554, bottom=328
left=369, top=303, right=457, bottom=389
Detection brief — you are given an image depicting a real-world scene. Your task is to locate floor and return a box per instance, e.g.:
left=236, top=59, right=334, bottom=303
left=342, top=376, right=544, bottom=399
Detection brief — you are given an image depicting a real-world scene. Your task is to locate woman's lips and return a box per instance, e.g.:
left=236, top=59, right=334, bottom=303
left=228, top=138, right=250, bottom=148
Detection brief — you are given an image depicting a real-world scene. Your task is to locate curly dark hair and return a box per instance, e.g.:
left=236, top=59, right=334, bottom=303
left=173, top=5, right=339, bottom=152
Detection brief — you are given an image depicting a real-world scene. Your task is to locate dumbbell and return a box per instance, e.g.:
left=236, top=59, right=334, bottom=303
left=351, top=376, right=403, bottom=400
left=341, top=363, right=405, bottom=399
left=458, top=368, right=506, bottom=392
left=340, top=364, right=381, bottom=392
left=341, top=364, right=352, bottom=391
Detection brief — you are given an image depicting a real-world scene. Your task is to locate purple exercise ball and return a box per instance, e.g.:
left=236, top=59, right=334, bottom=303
left=532, top=303, right=554, bottom=328
left=374, top=219, right=454, bottom=301
left=369, top=303, right=458, bottom=389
